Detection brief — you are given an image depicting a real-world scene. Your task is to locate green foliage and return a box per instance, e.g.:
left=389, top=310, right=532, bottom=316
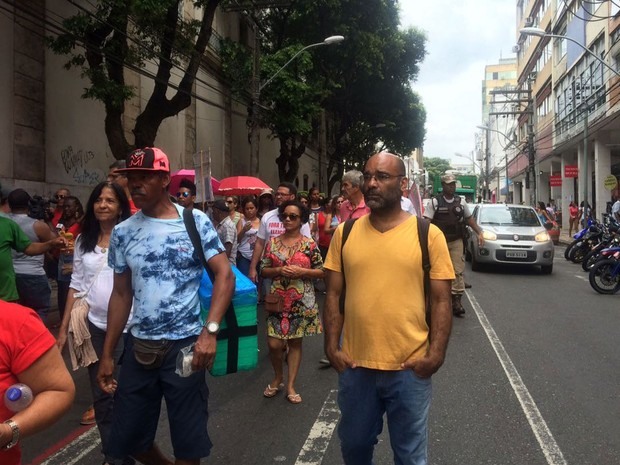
left=218, top=0, right=428, bottom=184
left=423, top=157, right=453, bottom=178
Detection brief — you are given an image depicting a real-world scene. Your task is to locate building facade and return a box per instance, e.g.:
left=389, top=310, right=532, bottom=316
left=512, top=0, right=620, bottom=225
left=0, top=1, right=322, bottom=202
left=480, top=58, right=518, bottom=203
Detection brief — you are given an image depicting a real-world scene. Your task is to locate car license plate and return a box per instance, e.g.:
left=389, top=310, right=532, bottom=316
left=506, top=250, right=527, bottom=258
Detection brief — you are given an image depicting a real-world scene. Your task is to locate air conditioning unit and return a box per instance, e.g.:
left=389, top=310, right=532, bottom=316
left=525, top=17, right=534, bottom=27
left=512, top=44, right=521, bottom=53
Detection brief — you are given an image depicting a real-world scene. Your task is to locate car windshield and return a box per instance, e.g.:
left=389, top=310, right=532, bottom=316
left=479, top=207, right=541, bottom=227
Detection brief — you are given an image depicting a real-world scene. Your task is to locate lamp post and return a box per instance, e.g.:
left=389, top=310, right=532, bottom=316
left=249, top=35, right=345, bottom=176
left=520, top=27, right=620, bottom=214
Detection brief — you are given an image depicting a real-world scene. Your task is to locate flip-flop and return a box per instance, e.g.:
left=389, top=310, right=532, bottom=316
left=286, top=393, right=302, bottom=404
left=263, top=384, right=282, bottom=398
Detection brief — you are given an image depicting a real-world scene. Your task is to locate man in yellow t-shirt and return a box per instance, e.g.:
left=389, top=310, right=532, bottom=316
left=324, top=152, right=455, bottom=465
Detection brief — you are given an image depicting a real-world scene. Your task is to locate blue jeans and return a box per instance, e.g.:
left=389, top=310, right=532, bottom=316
left=338, top=367, right=432, bottom=465
left=236, top=254, right=252, bottom=277
left=87, top=322, right=134, bottom=465
left=15, top=274, right=51, bottom=323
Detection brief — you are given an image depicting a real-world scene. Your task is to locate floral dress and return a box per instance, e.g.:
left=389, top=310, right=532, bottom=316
left=260, top=235, right=323, bottom=339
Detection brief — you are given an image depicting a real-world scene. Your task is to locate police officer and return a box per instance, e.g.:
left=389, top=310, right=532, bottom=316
left=424, top=173, right=484, bottom=316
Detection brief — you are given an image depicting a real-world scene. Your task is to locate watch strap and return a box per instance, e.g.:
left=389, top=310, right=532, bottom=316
left=2, top=419, right=19, bottom=450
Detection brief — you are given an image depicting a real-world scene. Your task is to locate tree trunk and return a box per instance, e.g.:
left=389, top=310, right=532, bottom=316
left=276, top=135, right=307, bottom=182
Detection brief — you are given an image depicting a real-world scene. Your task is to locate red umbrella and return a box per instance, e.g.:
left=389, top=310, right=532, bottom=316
left=215, top=176, right=271, bottom=196
left=168, top=169, right=220, bottom=197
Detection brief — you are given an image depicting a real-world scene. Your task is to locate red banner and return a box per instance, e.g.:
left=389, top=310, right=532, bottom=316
left=549, top=175, right=562, bottom=187
left=564, top=165, right=579, bottom=178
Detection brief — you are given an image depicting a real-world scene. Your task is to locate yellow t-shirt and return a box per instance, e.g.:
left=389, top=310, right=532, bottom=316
left=324, top=215, right=455, bottom=370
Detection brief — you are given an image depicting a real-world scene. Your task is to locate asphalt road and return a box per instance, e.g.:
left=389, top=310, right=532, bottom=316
left=21, top=246, right=620, bottom=465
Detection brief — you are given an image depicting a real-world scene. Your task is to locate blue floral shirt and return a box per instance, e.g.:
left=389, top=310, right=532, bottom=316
left=109, top=204, right=224, bottom=340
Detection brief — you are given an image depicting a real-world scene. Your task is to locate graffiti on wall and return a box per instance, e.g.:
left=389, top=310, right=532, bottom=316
left=60, top=146, right=105, bottom=186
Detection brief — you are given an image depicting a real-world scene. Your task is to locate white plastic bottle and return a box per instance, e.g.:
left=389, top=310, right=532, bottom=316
left=4, top=383, right=33, bottom=412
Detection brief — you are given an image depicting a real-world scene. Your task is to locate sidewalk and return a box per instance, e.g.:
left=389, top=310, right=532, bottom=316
left=558, top=229, right=573, bottom=246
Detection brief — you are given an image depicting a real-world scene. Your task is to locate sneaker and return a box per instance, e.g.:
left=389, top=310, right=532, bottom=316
left=319, top=357, right=331, bottom=366
left=80, top=406, right=96, bottom=425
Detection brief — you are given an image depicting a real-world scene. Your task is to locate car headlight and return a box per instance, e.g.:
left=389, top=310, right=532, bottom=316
left=535, top=231, right=551, bottom=242
left=482, top=230, right=497, bottom=241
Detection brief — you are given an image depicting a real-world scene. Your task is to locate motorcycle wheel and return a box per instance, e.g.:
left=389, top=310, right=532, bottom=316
left=564, top=240, right=581, bottom=261
left=588, top=259, right=620, bottom=294
left=581, top=248, right=602, bottom=272
left=569, top=242, right=588, bottom=263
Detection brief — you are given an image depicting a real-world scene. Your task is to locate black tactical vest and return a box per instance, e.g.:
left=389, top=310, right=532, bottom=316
left=431, top=195, right=465, bottom=242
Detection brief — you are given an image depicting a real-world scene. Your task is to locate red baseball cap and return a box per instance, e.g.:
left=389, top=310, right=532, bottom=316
left=117, top=147, right=170, bottom=173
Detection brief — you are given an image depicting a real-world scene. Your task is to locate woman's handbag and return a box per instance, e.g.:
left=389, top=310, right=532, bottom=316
left=264, top=292, right=284, bottom=313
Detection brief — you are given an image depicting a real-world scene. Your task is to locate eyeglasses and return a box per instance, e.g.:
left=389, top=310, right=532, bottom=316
left=279, top=213, right=300, bottom=221
left=176, top=192, right=190, bottom=198
left=362, top=172, right=405, bottom=183
left=54, top=194, right=66, bottom=200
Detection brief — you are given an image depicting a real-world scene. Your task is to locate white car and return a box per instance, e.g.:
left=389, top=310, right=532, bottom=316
left=465, top=204, right=555, bottom=274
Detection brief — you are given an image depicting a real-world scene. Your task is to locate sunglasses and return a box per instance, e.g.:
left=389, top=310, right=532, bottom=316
left=176, top=192, right=190, bottom=198
left=225, top=200, right=234, bottom=204
left=279, top=213, right=300, bottom=221
left=54, top=194, right=66, bottom=200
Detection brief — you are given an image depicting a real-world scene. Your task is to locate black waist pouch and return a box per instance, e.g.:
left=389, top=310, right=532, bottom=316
left=133, top=337, right=172, bottom=369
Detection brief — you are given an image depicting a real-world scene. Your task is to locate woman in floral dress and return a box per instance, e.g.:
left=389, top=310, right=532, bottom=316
left=260, top=200, right=324, bottom=404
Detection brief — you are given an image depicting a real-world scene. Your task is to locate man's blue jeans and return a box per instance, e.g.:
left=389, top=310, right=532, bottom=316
left=338, top=367, right=432, bottom=465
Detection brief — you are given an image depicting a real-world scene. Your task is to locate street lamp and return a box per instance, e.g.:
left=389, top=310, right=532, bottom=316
left=249, top=35, right=345, bottom=175
left=520, top=27, right=620, bottom=215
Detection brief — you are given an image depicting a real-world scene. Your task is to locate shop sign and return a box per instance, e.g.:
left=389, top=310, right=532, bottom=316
left=549, top=175, right=562, bottom=187
left=564, top=165, right=579, bottom=178
left=603, top=175, right=618, bottom=191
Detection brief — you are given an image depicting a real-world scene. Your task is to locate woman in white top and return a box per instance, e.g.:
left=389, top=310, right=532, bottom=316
left=56, top=181, right=133, bottom=465
left=237, top=196, right=261, bottom=277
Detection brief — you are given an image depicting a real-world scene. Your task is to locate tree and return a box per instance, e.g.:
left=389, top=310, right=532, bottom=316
left=47, top=0, right=221, bottom=160
left=423, top=157, right=453, bottom=178
left=219, top=0, right=427, bottom=187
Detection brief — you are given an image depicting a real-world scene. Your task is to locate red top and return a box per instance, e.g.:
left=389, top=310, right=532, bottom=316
left=129, top=198, right=139, bottom=215
left=0, top=302, right=56, bottom=465
left=317, top=211, right=331, bottom=248
left=569, top=205, right=579, bottom=219
left=340, top=199, right=370, bottom=221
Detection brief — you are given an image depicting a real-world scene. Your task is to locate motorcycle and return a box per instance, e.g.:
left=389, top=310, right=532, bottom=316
left=564, top=218, right=597, bottom=261
left=581, top=222, right=620, bottom=271
left=568, top=223, right=604, bottom=263
left=588, top=247, right=620, bottom=294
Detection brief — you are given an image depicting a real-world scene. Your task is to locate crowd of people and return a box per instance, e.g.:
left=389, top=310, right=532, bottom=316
left=3, top=146, right=541, bottom=465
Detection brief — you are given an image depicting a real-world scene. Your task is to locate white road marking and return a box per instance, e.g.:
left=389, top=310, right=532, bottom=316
left=574, top=274, right=589, bottom=282
left=465, top=291, right=568, bottom=465
left=39, top=426, right=100, bottom=465
left=295, top=389, right=340, bottom=465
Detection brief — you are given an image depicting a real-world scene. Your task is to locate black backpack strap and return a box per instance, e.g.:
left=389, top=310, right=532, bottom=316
left=417, top=217, right=432, bottom=326
left=182, top=208, right=247, bottom=373
left=339, top=218, right=358, bottom=314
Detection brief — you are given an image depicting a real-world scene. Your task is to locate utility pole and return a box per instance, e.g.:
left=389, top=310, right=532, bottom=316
left=526, top=77, right=536, bottom=206
left=489, top=87, right=533, bottom=205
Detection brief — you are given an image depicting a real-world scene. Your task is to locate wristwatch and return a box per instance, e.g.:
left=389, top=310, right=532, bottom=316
left=204, top=321, right=220, bottom=335
left=2, top=419, right=19, bottom=450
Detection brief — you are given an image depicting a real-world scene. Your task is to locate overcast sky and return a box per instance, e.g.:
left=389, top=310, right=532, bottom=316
left=400, top=0, right=517, bottom=163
